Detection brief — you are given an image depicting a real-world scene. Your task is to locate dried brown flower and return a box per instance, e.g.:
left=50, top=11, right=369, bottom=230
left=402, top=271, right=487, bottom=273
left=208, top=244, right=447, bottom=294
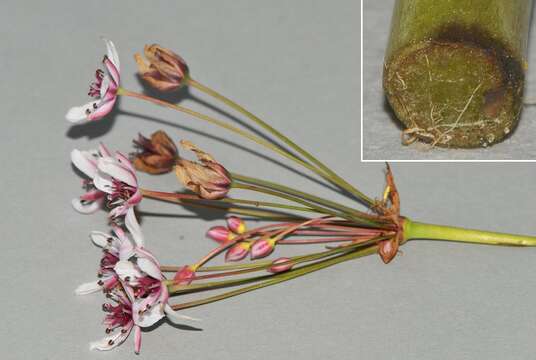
left=134, top=44, right=189, bottom=92
left=132, top=130, right=178, bottom=174
left=175, top=140, right=231, bottom=200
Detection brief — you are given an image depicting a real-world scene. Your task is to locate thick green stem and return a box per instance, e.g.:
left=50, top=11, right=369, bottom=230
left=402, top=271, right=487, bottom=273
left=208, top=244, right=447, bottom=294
left=384, top=0, right=532, bottom=148
left=404, top=218, right=536, bottom=246
left=188, top=78, right=374, bottom=205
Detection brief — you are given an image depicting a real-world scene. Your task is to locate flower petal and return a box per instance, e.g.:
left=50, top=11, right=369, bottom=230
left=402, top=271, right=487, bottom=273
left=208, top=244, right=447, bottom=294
left=103, top=38, right=120, bottom=71
left=134, top=326, right=141, bottom=354
left=164, top=304, right=200, bottom=322
left=93, top=170, right=113, bottom=193
left=90, top=231, right=111, bottom=248
left=97, top=157, right=137, bottom=187
left=71, top=149, right=98, bottom=178
left=137, top=257, right=162, bottom=280
left=87, top=98, right=116, bottom=121
left=71, top=197, right=102, bottom=214
left=133, top=301, right=164, bottom=327
left=74, top=281, right=101, bottom=295
left=117, top=239, right=135, bottom=260
left=103, top=57, right=120, bottom=88
left=115, top=152, right=136, bottom=174
left=89, top=326, right=131, bottom=351
left=65, top=101, right=96, bottom=123
left=125, top=208, right=144, bottom=247
left=114, top=260, right=142, bottom=282
left=99, top=75, right=111, bottom=99
left=98, top=143, right=112, bottom=157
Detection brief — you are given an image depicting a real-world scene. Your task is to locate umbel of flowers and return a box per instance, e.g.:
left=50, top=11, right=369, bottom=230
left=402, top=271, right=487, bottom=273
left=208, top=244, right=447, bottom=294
left=68, top=39, right=536, bottom=353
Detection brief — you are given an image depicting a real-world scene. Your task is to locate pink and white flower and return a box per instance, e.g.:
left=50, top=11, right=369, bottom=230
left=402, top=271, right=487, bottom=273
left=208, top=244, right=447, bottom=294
left=70, top=143, right=111, bottom=214
left=66, top=38, right=120, bottom=122
left=91, top=288, right=138, bottom=352
left=75, top=225, right=135, bottom=295
left=93, top=151, right=142, bottom=219
left=84, top=212, right=198, bottom=353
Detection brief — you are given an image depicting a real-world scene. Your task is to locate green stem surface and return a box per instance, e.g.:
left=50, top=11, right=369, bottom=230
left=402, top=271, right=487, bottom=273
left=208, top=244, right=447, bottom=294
left=404, top=219, right=536, bottom=246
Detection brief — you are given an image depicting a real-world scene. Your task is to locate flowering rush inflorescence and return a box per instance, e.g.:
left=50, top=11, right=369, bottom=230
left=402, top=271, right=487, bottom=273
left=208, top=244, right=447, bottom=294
left=67, top=39, right=536, bottom=353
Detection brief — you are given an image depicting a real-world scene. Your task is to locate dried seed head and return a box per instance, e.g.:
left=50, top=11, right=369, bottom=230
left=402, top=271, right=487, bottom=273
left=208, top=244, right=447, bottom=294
left=135, top=44, right=189, bottom=92
left=132, top=130, right=178, bottom=174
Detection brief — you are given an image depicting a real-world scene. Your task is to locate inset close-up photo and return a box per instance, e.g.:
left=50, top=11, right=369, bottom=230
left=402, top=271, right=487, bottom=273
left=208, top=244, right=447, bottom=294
left=363, top=0, right=536, bottom=161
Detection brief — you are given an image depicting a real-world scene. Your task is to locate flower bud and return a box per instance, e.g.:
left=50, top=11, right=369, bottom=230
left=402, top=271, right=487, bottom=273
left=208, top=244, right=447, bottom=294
left=268, top=257, right=293, bottom=273
left=134, top=44, right=189, bottom=92
left=173, top=265, right=196, bottom=285
left=250, top=237, right=276, bottom=260
left=175, top=140, right=231, bottom=200
left=226, top=216, right=246, bottom=234
left=206, top=226, right=234, bottom=244
left=132, top=130, right=178, bottom=174
left=225, top=242, right=251, bottom=262
left=378, top=239, right=398, bottom=264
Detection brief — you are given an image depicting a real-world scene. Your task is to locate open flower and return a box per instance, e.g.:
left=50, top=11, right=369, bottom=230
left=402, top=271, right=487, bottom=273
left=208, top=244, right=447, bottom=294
left=75, top=225, right=135, bottom=295
left=94, top=151, right=142, bottom=218
left=134, top=44, right=189, bottom=92
left=114, top=249, right=168, bottom=314
left=132, top=130, right=178, bottom=174
left=91, top=288, right=138, bottom=352
left=75, top=211, right=143, bottom=295
left=71, top=144, right=111, bottom=214
left=66, top=38, right=120, bottom=123
left=175, top=140, right=231, bottom=200
left=85, top=211, right=197, bottom=353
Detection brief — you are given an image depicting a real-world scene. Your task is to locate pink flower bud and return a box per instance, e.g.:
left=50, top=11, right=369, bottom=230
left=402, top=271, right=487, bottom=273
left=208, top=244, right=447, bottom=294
left=206, top=226, right=233, bottom=244
left=268, top=257, right=293, bottom=273
left=173, top=265, right=196, bottom=285
left=225, top=242, right=251, bottom=262
left=227, top=216, right=246, bottom=234
left=250, top=237, right=276, bottom=260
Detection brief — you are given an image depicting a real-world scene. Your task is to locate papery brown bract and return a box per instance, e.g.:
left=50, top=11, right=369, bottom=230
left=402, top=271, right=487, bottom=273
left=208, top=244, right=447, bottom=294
left=378, top=238, right=398, bottom=264
left=133, top=130, right=178, bottom=174
left=175, top=140, right=231, bottom=200
left=135, top=44, right=189, bottom=92
left=375, top=164, right=402, bottom=264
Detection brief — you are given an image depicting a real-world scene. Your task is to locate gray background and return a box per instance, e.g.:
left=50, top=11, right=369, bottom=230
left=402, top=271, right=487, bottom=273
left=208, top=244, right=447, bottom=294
left=363, top=0, right=536, bottom=160
left=2, top=0, right=536, bottom=359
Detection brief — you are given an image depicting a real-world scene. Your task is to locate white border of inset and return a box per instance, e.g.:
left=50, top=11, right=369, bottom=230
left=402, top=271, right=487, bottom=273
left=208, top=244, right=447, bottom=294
left=359, top=0, right=535, bottom=163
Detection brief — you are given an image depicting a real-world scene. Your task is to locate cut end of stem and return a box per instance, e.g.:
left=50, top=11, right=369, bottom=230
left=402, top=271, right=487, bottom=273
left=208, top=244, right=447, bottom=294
left=384, top=24, right=525, bottom=148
